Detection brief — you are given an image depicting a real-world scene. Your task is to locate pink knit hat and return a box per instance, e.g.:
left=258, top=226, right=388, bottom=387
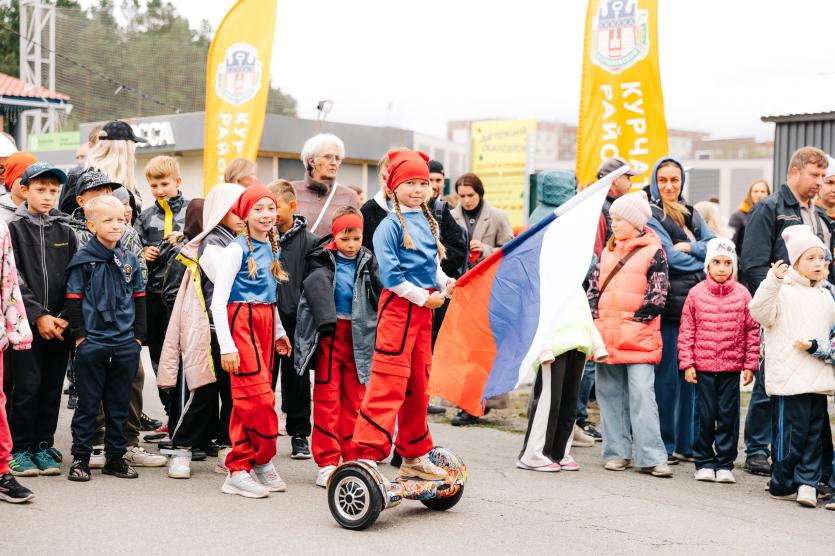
left=782, top=224, right=826, bottom=265
left=609, top=191, right=651, bottom=230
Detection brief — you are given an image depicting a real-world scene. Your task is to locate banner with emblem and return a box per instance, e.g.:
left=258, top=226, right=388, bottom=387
left=576, top=0, right=668, bottom=189
left=203, top=0, right=277, bottom=194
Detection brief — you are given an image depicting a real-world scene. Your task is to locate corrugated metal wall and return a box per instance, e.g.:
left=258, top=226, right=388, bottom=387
left=773, top=120, right=835, bottom=185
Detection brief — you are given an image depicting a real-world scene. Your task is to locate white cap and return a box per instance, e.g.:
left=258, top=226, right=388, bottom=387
left=826, top=155, right=835, bottom=179
left=0, top=134, right=17, bottom=157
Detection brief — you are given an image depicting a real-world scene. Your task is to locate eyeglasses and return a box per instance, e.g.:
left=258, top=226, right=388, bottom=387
left=318, top=154, right=343, bottom=164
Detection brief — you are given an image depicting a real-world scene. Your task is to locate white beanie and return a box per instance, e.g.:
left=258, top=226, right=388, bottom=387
left=704, top=237, right=737, bottom=277
left=609, top=191, right=651, bottom=230
left=826, top=155, right=835, bottom=179
left=782, top=224, right=826, bottom=265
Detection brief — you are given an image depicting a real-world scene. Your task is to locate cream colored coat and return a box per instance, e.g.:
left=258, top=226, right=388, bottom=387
left=748, top=268, right=835, bottom=396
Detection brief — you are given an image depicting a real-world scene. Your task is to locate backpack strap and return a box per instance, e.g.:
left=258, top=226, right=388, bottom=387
left=599, top=248, right=642, bottom=294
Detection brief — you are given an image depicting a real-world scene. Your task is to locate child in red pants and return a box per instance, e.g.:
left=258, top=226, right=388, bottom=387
left=0, top=218, right=34, bottom=503
left=350, top=150, right=455, bottom=480
left=210, top=185, right=292, bottom=499
left=295, top=206, right=382, bottom=487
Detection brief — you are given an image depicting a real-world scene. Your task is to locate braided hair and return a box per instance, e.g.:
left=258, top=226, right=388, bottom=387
left=392, top=197, right=415, bottom=250
left=243, top=223, right=289, bottom=281
left=391, top=194, right=446, bottom=260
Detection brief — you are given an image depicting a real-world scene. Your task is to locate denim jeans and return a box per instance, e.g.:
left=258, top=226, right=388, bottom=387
left=744, top=367, right=772, bottom=459
left=655, top=319, right=681, bottom=456
left=597, top=362, right=667, bottom=468
left=575, top=360, right=596, bottom=423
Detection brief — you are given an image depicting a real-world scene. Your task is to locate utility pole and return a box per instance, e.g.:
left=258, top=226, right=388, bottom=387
left=19, top=0, right=58, bottom=148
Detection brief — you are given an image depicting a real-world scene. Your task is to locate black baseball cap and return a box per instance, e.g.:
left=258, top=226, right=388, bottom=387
left=20, top=162, right=67, bottom=185
left=428, top=160, right=445, bottom=175
left=596, top=157, right=639, bottom=179
left=75, top=169, right=122, bottom=195
left=99, top=120, right=147, bottom=143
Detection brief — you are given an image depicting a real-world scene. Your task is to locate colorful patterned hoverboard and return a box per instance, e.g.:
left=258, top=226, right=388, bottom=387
left=327, top=446, right=468, bottom=530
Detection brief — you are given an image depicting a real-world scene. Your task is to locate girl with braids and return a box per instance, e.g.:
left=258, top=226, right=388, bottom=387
left=349, top=150, right=455, bottom=481
left=209, top=185, right=292, bottom=499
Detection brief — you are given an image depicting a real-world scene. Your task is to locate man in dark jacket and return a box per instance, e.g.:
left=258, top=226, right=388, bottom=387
left=740, top=146, right=833, bottom=477
left=593, top=157, right=637, bottom=256
left=272, top=181, right=319, bottom=459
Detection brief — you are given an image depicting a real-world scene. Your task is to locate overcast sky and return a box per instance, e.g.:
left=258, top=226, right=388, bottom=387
left=83, top=0, right=835, bottom=141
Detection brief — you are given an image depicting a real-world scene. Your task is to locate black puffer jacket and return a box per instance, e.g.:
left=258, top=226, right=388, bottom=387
left=135, top=193, right=189, bottom=293
left=277, top=215, right=319, bottom=328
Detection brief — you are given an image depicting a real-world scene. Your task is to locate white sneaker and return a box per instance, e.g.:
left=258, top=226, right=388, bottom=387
left=221, top=470, right=269, bottom=499
left=89, top=446, right=106, bottom=469
left=316, top=465, right=336, bottom=488
left=715, top=469, right=736, bottom=484
left=572, top=424, right=595, bottom=447
left=252, top=461, right=287, bottom=492
left=694, top=468, right=716, bottom=482
left=167, top=450, right=191, bottom=479
left=125, top=446, right=167, bottom=467
left=797, top=484, right=817, bottom=507
left=214, top=447, right=230, bottom=475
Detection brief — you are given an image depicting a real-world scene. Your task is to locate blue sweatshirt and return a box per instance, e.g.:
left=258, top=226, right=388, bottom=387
left=373, top=210, right=438, bottom=289
left=334, top=253, right=357, bottom=316
left=228, top=234, right=278, bottom=303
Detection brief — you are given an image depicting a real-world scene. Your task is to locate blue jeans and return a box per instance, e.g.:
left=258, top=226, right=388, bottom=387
left=744, top=368, right=772, bottom=459
left=597, top=362, right=667, bottom=468
left=655, top=319, right=680, bottom=456
left=575, top=360, right=596, bottom=423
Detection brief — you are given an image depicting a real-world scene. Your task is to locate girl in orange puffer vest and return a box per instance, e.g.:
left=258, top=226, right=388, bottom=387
left=587, top=191, right=672, bottom=477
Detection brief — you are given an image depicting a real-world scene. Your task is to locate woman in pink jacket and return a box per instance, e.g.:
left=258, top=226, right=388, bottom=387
left=678, top=237, right=760, bottom=484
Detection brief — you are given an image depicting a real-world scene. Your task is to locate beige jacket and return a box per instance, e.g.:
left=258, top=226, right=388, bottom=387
left=748, top=268, right=835, bottom=396
left=451, top=199, right=514, bottom=261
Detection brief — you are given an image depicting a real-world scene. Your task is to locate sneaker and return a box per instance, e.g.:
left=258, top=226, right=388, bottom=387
left=206, top=442, right=223, bottom=458
left=797, top=484, right=817, bottom=507
left=672, top=451, right=695, bottom=463
left=89, top=447, right=106, bottom=469
left=0, top=473, right=34, bottom=503
left=67, top=394, right=78, bottom=410
left=398, top=455, right=448, bottom=480
left=290, top=436, right=311, bottom=460
left=516, top=459, right=560, bottom=472
left=102, top=458, right=139, bottom=479
left=31, top=443, right=60, bottom=476
left=666, top=456, right=680, bottom=466
left=427, top=404, right=447, bottom=415
left=694, top=468, right=716, bottom=482
left=825, top=495, right=835, bottom=511
left=604, top=459, right=631, bottom=471
left=9, top=451, right=39, bottom=477
left=745, top=454, right=771, bottom=476
left=46, top=447, right=63, bottom=463
left=191, top=448, right=207, bottom=462
left=222, top=470, right=269, bottom=499
left=578, top=421, right=602, bottom=441
left=252, top=461, right=287, bottom=492
left=641, top=464, right=673, bottom=478
left=390, top=452, right=402, bottom=468
left=143, top=424, right=169, bottom=443
left=768, top=491, right=797, bottom=501
left=316, top=465, right=336, bottom=488
left=125, top=446, right=167, bottom=467
left=715, top=469, right=736, bottom=484
left=451, top=410, right=480, bottom=427
left=817, top=482, right=833, bottom=499
left=140, top=413, right=163, bottom=432
left=572, top=424, right=595, bottom=447
left=214, top=448, right=230, bottom=475
left=559, top=456, right=580, bottom=471
left=68, top=459, right=91, bottom=482
left=167, top=450, right=191, bottom=479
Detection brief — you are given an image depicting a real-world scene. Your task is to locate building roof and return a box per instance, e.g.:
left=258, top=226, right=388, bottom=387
left=761, top=73, right=835, bottom=123
left=0, top=71, right=70, bottom=101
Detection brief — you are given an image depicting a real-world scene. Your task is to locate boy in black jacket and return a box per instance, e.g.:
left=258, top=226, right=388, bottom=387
left=269, top=180, right=318, bottom=459
left=6, top=162, right=76, bottom=477
left=65, top=195, right=146, bottom=482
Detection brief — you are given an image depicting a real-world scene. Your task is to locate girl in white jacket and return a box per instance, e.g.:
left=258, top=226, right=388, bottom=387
left=748, top=225, right=835, bottom=508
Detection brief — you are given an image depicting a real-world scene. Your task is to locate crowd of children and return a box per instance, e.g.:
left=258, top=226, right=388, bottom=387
left=3, top=127, right=835, bottom=516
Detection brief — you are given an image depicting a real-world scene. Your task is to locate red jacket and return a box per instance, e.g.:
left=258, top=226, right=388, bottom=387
left=678, top=275, right=760, bottom=372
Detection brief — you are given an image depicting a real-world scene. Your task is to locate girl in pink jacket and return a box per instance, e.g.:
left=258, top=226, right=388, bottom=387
left=678, top=237, right=759, bottom=484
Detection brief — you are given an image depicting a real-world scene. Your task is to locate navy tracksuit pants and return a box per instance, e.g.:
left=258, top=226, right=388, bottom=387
left=770, top=393, right=827, bottom=496
left=694, top=372, right=739, bottom=471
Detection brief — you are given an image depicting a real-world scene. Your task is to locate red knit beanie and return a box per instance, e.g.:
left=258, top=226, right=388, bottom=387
left=386, top=150, right=430, bottom=191
left=233, top=184, right=277, bottom=219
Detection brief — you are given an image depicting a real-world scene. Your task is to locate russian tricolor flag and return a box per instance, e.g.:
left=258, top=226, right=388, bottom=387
left=429, top=168, right=626, bottom=416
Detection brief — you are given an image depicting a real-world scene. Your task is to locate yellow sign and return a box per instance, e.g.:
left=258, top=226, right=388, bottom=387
left=203, top=0, right=277, bottom=194
left=470, top=119, right=536, bottom=227
left=576, top=0, right=668, bottom=189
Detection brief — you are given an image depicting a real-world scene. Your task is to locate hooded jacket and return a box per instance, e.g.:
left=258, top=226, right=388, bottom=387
left=678, top=275, right=760, bottom=373
left=294, top=237, right=381, bottom=384
left=0, top=219, right=32, bottom=351
left=645, top=157, right=715, bottom=320
left=0, top=193, right=18, bottom=224
left=276, top=214, right=319, bottom=328
left=528, top=170, right=577, bottom=225
left=135, top=192, right=190, bottom=293
left=7, top=203, right=77, bottom=324
left=749, top=268, right=835, bottom=395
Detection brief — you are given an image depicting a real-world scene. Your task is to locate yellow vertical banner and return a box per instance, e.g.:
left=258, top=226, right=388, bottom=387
left=203, top=0, right=277, bottom=194
left=576, top=0, right=668, bottom=188
left=470, top=119, right=536, bottom=227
